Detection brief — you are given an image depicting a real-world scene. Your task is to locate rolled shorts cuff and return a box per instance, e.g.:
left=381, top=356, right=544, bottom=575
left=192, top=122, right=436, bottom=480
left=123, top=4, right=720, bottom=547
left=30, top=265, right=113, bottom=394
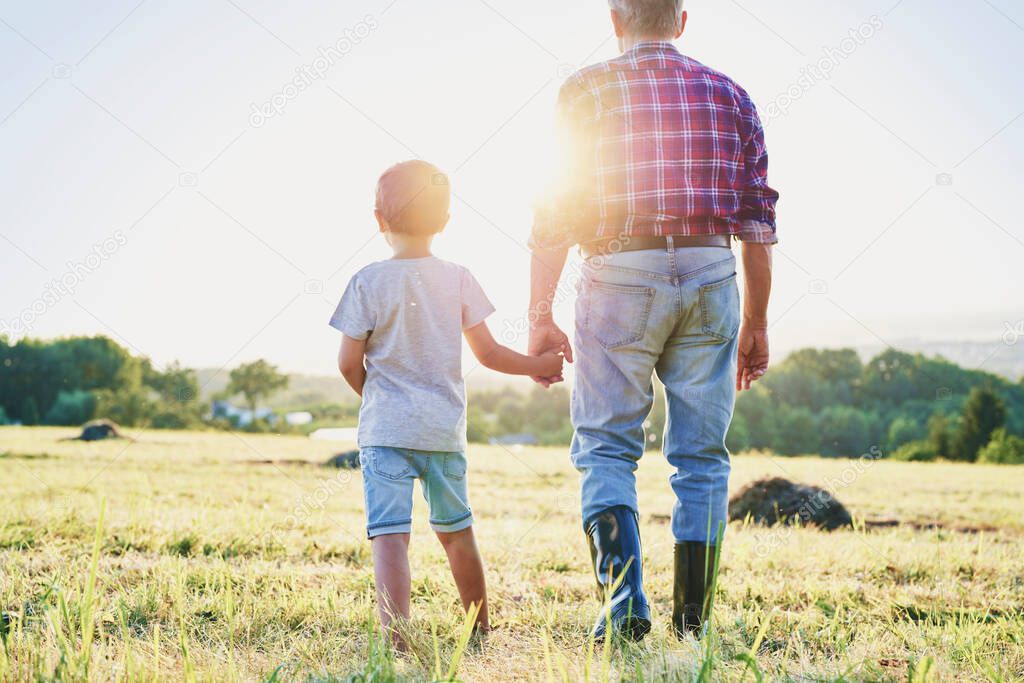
left=430, top=511, right=474, bottom=534
left=366, top=519, right=412, bottom=539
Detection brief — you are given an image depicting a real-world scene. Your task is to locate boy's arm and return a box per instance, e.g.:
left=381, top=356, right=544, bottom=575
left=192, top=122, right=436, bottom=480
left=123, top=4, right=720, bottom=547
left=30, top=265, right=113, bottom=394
left=465, top=322, right=563, bottom=377
left=338, top=335, right=367, bottom=396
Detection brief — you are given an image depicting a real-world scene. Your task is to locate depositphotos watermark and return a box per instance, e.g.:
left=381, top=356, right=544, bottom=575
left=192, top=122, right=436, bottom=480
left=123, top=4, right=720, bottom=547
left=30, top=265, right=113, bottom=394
left=260, top=469, right=356, bottom=549
left=763, top=16, right=884, bottom=121
left=249, top=16, right=379, bottom=128
left=1003, top=321, right=1023, bottom=346
left=1, top=231, right=128, bottom=338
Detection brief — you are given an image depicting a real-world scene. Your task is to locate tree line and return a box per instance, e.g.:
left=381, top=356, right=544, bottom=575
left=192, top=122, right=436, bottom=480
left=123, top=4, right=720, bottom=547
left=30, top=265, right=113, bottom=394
left=468, top=348, right=1024, bottom=464
left=2, top=335, right=1021, bottom=463
left=0, top=336, right=289, bottom=431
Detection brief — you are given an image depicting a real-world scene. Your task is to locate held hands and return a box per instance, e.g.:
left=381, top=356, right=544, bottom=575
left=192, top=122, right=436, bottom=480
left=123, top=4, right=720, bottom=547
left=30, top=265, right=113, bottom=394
left=535, top=349, right=565, bottom=379
left=529, top=320, right=573, bottom=388
left=736, top=324, right=769, bottom=391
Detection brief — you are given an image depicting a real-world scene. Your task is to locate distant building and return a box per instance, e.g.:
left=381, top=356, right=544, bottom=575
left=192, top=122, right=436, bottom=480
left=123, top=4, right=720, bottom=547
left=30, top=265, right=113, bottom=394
left=285, top=411, right=313, bottom=426
left=310, top=427, right=359, bottom=442
left=210, top=401, right=277, bottom=427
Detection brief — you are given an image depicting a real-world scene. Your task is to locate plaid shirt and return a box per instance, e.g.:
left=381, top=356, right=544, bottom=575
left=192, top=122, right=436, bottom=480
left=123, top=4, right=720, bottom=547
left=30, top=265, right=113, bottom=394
left=532, top=42, right=779, bottom=248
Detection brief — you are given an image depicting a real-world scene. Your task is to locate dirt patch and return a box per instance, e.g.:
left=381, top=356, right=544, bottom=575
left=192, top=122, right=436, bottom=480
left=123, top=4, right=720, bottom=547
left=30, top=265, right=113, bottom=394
left=892, top=603, right=1020, bottom=625
left=865, top=518, right=1002, bottom=534
left=243, top=459, right=317, bottom=467
left=68, top=419, right=125, bottom=442
left=0, top=452, right=53, bottom=461
left=729, top=477, right=853, bottom=531
left=323, top=451, right=360, bottom=469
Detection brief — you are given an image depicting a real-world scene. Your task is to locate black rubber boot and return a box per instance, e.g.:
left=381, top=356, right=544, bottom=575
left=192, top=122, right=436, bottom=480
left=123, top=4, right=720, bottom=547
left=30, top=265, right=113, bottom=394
left=585, top=506, right=651, bottom=641
left=672, top=541, right=720, bottom=640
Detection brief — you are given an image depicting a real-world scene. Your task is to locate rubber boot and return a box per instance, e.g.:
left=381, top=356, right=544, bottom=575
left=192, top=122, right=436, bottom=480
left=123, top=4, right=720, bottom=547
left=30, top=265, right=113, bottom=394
left=586, top=506, right=652, bottom=641
left=672, top=541, right=720, bottom=640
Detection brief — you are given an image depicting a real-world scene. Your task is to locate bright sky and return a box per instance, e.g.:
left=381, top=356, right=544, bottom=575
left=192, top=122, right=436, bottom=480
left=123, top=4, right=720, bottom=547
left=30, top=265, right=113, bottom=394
left=1, top=0, right=1022, bottom=377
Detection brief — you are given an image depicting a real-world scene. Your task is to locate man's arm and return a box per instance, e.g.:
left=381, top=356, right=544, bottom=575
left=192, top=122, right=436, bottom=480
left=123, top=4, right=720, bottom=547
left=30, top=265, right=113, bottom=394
left=736, top=242, right=772, bottom=391
left=525, top=75, right=595, bottom=387
left=338, top=336, right=367, bottom=396
left=465, top=321, right=564, bottom=377
left=528, top=246, right=573, bottom=387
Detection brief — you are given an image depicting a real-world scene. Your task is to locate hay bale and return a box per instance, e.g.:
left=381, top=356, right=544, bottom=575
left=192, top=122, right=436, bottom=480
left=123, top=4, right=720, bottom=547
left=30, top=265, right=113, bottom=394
left=77, top=419, right=123, bottom=442
left=324, top=450, right=361, bottom=469
left=729, top=477, right=853, bottom=531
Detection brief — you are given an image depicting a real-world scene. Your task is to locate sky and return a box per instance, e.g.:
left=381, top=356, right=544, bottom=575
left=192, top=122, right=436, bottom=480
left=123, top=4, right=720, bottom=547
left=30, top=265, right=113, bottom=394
left=1, top=0, right=1022, bottom=378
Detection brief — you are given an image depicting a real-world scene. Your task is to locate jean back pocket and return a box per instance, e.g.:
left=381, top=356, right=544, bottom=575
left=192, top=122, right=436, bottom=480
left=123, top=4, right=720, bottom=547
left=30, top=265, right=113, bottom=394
left=584, top=280, right=655, bottom=350
left=698, top=273, right=740, bottom=342
left=366, top=447, right=413, bottom=481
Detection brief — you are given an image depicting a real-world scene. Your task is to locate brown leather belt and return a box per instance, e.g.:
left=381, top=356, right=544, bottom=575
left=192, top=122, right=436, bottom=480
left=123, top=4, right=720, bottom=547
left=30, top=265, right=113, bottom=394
left=580, top=234, right=731, bottom=259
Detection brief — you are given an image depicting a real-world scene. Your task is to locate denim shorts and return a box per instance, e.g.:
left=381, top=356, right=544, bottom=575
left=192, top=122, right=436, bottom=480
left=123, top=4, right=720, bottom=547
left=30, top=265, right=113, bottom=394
left=359, top=446, right=473, bottom=538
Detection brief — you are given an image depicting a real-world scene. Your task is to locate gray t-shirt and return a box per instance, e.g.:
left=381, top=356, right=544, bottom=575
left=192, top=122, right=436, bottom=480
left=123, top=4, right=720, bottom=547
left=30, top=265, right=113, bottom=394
left=329, top=257, right=495, bottom=452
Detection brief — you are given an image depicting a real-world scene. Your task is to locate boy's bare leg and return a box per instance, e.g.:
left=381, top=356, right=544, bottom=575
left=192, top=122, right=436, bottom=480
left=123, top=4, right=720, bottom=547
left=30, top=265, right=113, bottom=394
left=371, top=533, right=412, bottom=648
left=435, top=527, right=490, bottom=631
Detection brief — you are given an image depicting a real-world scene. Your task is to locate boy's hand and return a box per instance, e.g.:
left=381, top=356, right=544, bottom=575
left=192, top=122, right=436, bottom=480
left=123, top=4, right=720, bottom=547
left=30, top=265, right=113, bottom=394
left=535, top=349, right=565, bottom=378
left=528, top=320, right=573, bottom=388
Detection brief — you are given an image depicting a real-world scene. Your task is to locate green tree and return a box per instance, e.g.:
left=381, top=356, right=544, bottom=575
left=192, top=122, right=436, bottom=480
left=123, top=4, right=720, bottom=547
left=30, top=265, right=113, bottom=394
left=466, top=405, right=494, bottom=444
left=146, top=362, right=203, bottom=429
left=726, top=412, right=751, bottom=453
left=887, top=416, right=927, bottom=451
left=891, top=440, right=938, bottom=462
left=764, top=348, right=861, bottom=409
left=734, top=386, right=779, bottom=451
left=94, top=386, right=155, bottom=427
left=977, top=428, right=1024, bottom=465
left=21, top=396, right=40, bottom=426
left=495, top=397, right=527, bottom=434
left=772, top=407, right=819, bottom=456
left=819, top=406, right=872, bottom=457
left=928, top=413, right=953, bottom=457
left=951, top=387, right=1006, bottom=462
left=227, top=360, right=290, bottom=419
left=43, top=390, right=97, bottom=426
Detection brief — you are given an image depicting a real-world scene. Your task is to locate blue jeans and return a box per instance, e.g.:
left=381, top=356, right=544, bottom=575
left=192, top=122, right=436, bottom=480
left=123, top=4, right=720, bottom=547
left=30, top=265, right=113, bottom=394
left=359, top=447, right=473, bottom=538
left=571, top=247, right=739, bottom=544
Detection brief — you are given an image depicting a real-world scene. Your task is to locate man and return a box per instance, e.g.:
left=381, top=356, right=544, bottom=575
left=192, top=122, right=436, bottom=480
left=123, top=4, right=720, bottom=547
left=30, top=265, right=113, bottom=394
left=528, top=0, right=778, bottom=641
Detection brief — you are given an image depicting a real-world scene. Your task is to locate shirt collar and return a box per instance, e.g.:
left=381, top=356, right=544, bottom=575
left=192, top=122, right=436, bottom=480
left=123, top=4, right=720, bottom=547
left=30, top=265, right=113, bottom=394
left=627, top=40, right=679, bottom=54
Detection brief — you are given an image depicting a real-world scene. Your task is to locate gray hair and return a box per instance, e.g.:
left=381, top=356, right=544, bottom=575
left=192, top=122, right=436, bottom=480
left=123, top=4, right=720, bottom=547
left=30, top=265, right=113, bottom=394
left=608, top=0, right=685, bottom=38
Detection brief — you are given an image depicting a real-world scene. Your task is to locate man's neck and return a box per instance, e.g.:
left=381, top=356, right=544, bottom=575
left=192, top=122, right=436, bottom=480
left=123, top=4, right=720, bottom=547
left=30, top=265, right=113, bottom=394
left=619, top=34, right=675, bottom=52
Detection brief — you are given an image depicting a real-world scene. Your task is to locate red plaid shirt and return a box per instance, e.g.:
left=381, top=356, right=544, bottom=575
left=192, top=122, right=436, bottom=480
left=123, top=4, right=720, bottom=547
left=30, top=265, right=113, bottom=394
left=532, top=41, right=779, bottom=248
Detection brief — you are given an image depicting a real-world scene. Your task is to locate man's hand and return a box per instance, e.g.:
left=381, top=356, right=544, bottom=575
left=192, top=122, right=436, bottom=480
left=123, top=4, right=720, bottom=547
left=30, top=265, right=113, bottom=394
left=529, top=320, right=573, bottom=388
left=736, top=325, right=769, bottom=391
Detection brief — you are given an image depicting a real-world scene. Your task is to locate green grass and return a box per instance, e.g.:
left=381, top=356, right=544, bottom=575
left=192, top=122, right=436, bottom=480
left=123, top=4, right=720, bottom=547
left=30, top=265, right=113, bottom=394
left=1, top=426, right=1022, bottom=681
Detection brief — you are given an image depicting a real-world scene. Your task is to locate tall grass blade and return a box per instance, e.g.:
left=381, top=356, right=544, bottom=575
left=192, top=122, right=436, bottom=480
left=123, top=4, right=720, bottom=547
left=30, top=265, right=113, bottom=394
left=443, top=600, right=480, bottom=681
left=176, top=573, right=195, bottom=683
left=79, top=499, right=106, bottom=675
left=737, top=609, right=772, bottom=683
left=908, top=655, right=935, bottom=683
left=152, top=623, right=161, bottom=683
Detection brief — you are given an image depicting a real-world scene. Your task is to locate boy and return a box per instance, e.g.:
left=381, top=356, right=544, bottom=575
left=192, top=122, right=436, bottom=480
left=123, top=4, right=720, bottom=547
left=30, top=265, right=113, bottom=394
left=330, top=160, right=564, bottom=646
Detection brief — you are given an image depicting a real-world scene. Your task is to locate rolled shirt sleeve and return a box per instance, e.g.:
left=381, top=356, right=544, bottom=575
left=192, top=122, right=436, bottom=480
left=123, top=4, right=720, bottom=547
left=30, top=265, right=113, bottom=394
left=736, top=92, right=780, bottom=244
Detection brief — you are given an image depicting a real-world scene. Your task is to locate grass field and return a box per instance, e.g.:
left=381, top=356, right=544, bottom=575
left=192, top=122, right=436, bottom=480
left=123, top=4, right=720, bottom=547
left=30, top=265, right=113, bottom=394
left=1, top=427, right=1022, bottom=682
